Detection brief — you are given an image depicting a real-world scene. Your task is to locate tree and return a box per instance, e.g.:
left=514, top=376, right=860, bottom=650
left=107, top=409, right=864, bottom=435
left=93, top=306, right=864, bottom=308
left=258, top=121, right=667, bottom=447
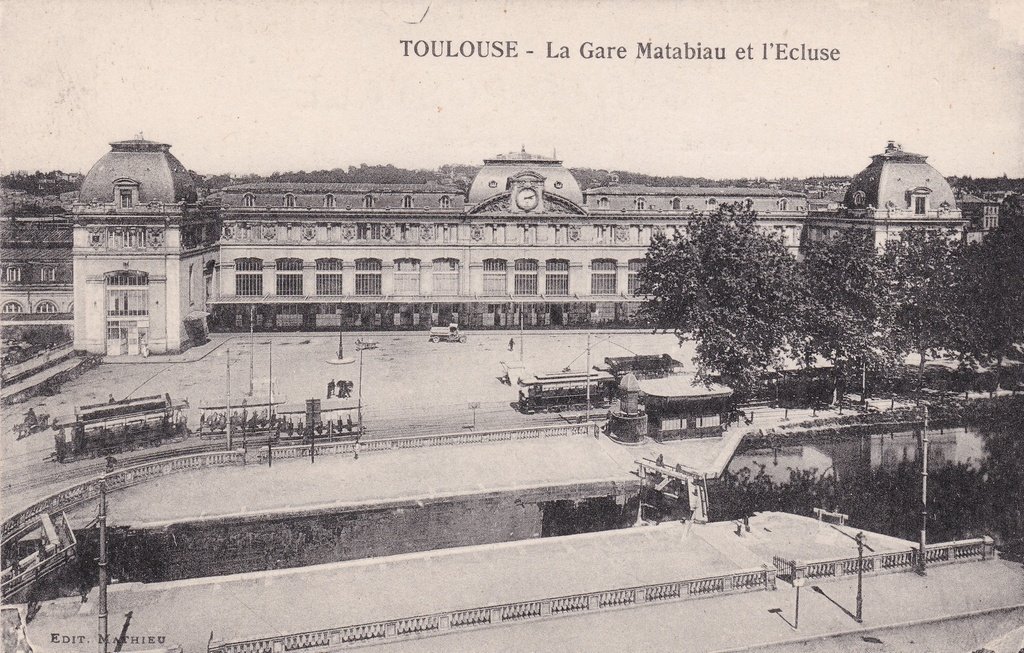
left=878, top=228, right=966, bottom=401
left=797, top=227, right=901, bottom=401
left=638, top=202, right=801, bottom=392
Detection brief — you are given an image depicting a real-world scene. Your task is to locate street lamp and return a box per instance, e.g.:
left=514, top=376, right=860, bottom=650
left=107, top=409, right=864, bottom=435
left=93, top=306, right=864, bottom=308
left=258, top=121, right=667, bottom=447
left=355, top=339, right=376, bottom=437
left=326, top=302, right=355, bottom=365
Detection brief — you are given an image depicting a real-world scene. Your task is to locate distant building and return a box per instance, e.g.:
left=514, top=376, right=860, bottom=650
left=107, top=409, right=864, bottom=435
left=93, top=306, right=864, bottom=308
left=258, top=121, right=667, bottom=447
left=0, top=217, right=74, bottom=320
left=958, top=192, right=1000, bottom=243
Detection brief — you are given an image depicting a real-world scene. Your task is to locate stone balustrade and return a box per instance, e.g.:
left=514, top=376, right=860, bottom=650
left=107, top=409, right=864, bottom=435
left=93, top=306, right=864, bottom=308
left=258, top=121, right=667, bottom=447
left=775, top=536, right=997, bottom=585
left=208, top=566, right=776, bottom=653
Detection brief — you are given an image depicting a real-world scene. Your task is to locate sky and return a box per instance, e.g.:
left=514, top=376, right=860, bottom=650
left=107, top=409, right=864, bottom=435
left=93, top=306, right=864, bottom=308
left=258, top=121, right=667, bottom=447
left=0, top=0, right=1022, bottom=179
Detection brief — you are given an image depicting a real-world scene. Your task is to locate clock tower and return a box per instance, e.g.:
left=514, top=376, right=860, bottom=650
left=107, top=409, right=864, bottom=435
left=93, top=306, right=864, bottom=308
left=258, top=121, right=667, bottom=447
left=508, top=170, right=546, bottom=213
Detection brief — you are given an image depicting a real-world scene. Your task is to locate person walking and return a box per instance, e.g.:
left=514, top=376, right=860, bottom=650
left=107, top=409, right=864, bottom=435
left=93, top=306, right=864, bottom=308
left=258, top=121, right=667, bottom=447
left=508, top=337, right=515, bottom=352
left=327, top=379, right=336, bottom=399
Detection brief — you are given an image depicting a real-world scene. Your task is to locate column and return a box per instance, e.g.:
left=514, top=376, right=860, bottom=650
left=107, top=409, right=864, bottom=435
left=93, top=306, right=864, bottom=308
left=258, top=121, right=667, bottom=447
left=569, top=261, right=585, bottom=296
left=420, top=260, right=433, bottom=297
left=381, top=261, right=395, bottom=296
left=302, top=261, right=316, bottom=296
left=616, top=261, right=629, bottom=296
left=506, top=261, right=516, bottom=295
left=469, top=261, right=483, bottom=295
left=342, top=260, right=355, bottom=296
left=263, top=262, right=276, bottom=296
left=219, top=262, right=235, bottom=297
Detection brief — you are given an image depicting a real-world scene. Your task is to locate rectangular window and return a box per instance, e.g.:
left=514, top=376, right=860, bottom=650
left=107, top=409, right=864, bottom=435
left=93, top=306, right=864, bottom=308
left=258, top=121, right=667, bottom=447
left=660, top=417, right=683, bottom=431
left=355, top=274, right=382, bottom=296
left=482, top=260, right=507, bottom=295
left=513, top=260, right=538, bottom=296
left=357, top=223, right=382, bottom=240
left=276, top=272, right=303, bottom=296
left=545, top=261, right=569, bottom=296
left=695, top=414, right=721, bottom=428
left=394, top=259, right=421, bottom=295
left=914, top=197, right=926, bottom=215
left=432, top=259, right=459, bottom=295
left=40, top=267, right=56, bottom=282
left=627, top=260, right=644, bottom=295
left=316, top=274, right=343, bottom=295
left=590, top=261, right=618, bottom=295
left=120, top=190, right=133, bottom=209
left=236, top=273, right=262, bottom=296
left=5, top=267, right=21, bottom=283
left=107, top=289, right=148, bottom=316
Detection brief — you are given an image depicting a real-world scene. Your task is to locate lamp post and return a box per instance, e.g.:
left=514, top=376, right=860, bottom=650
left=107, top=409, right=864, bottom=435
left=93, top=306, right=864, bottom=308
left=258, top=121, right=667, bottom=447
left=97, top=474, right=108, bottom=653
left=918, top=406, right=929, bottom=574
left=468, top=401, right=480, bottom=430
left=248, top=305, right=255, bottom=396
left=855, top=531, right=865, bottom=623
left=355, top=340, right=375, bottom=437
left=326, top=302, right=355, bottom=365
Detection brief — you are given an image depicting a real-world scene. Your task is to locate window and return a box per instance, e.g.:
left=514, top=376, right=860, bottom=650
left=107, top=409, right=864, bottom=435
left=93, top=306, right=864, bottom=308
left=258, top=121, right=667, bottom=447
left=355, top=258, right=382, bottom=296
left=660, top=417, right=684, bottom=431
left=325, top=194, right=336, bottom=208
left=315, top=258, right=343, bottom=295
left=402, top=195, right=413, bottom=209
left=357, top=223, right=382, bottom=240
left=777, top=198, right=789, bottom=211
left=695, top=414, right=721, bottom=428
left=2, top=301, right=23, bottom=313
left=106, top=271, right=149, bottom=316
left=852, top=191, right=866, bottom=207
left=627, top=259, right=644, bottom=295
left=597, top=197, right=609, bottom=208
left=362, top=194, right=375, bottom=209
left=120, top=189, right=133, bottom=209
left=545, top=259, right=569, bottom=296
left=284, top=194, right=296, bottom=208
left=635, top=197, right=646, bottom=210
left=914, top=196, right=926, bottom=215
left=235, top=258, right=263, bottom=296
left=432, top=258, right=460, bottom=295
left=275, top=258, right=304, bottom=296
left=439, top=195, right=451, bottom=208
left=34, top=300, right=58, bottom=314
left=513, top=259, right=539, bottom=296
left=394, top=258, right=421, bottom=295
left=482, top=259, right=507, bottom=294
left=671, top=197, right=681, bottom=210
left=40, top=266, right=56, bottom=282
left=706, top=198, right=717, bottom=208
left=243, top=193, right=256, bottom=208
left=590, top=259, right=618, bottom=295
left=4, top=267, right=21, bottom=283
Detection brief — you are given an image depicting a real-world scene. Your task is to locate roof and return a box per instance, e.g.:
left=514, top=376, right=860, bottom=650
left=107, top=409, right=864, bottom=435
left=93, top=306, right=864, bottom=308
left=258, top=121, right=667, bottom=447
left=637, top=375, right=733, bottom=398
left=843, top=141, right=957, bottom=210
left=223, top=182, right=461, bottom=194
left=78, top=138, right=198, bottom=204
left=584, top=184, right=804, bottom=197
left=468, top=153, right=583, bottom=206
left=0, top=248, right=71, bottom=263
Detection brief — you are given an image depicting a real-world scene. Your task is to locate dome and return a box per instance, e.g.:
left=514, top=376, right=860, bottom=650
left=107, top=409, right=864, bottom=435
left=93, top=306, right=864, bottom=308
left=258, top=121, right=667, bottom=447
left=79, top=138, right=198, bottom=205
left=844, top=141, right=956, bottom=211
left=468, top=149, right=583, bottom=206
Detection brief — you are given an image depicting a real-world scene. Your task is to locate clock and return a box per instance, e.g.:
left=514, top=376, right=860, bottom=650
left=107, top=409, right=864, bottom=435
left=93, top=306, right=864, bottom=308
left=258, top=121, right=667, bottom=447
left=515, top=187, right=539, bottom=211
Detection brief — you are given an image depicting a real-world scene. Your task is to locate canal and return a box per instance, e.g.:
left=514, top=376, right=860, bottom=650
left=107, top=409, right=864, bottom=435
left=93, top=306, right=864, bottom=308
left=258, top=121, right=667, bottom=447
left=714, top=398, right=1024, bottom=561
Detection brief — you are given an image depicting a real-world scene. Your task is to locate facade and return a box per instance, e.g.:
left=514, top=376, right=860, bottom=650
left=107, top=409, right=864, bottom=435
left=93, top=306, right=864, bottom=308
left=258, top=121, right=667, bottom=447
left=65, top=138, right=971, bottom=356
left=0, top=218, right=74, bottom=319
left=958, top=192, right=1000, bottom=243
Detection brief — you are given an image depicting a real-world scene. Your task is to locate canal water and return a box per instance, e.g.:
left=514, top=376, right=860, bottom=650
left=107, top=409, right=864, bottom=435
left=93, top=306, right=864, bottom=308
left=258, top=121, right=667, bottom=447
left=715, top=409, right=1023, bottom=561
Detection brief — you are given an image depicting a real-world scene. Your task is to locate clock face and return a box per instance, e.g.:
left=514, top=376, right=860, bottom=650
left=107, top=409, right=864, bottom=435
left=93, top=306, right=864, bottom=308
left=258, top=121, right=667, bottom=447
left=515, top=187, right=539, bottom=211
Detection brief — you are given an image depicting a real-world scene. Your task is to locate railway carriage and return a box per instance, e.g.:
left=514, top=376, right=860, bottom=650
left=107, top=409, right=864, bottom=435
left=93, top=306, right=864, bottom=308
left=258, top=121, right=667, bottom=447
left=55, top=394, right=188, bottom=462
left=516, top=369, right=616, bottom=414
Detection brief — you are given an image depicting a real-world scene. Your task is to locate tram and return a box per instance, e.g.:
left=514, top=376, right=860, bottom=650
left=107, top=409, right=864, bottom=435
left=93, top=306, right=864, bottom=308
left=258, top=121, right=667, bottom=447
left=54, top=394, right=188, bottom=462
left=516, top=369, right=616, bottom=414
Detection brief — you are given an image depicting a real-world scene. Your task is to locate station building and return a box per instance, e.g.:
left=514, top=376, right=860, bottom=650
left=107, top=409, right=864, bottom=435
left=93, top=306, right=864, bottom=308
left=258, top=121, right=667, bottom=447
left=66, top=139, right=967, bottom=355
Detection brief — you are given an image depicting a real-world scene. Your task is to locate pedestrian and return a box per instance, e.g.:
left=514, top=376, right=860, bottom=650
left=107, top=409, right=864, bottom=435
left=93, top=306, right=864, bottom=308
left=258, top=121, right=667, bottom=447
left=108, top=393, right=115, bottom=404
left=508, top=337, right=515, bottom=352
left=327, top=379, right=336, bottom=399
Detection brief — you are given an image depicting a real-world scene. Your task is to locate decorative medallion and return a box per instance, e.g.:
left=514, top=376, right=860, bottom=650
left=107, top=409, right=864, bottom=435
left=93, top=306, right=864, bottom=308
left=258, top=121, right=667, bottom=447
left=567, top=225, right=581, bottom=242
left=381, top=224, right=394, bottom=241
left=302, top=224, right=316, bottom=241
left=341, top=224, right=356, bottom=240
left=420, top=224, right=435, bottom=241
left=222, top=223, right=235, bottom=240
left=88, top=228, right=106, bottom=248
left=263, top=224, right=277, bottom=240
left=554, top=181, right=564, bottom=189
left=614, top=225, right=629, bottom=243
left=147, top=228, right=165, bottom=248
left=470, top=225, right=484, bottom=241
left=488, top=180, right=498, bottom=188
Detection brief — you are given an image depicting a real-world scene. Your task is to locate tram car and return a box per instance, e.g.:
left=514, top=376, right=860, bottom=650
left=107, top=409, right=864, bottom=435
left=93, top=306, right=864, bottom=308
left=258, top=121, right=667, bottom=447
left=598, top=354, right=685, bottom=381
left=516, top=369, right=616, bottom=414
left=275, top=398, right=361, bottom=442
left=55, top=394, right=188, bottom=462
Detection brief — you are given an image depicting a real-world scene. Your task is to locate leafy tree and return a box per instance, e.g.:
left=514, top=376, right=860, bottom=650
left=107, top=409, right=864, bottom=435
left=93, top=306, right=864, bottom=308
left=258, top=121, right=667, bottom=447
left=797, top=228, right=901, bottom=400
left=637, top=202, right=802, bottom=392
left=878, top=228, right=966, bottom=401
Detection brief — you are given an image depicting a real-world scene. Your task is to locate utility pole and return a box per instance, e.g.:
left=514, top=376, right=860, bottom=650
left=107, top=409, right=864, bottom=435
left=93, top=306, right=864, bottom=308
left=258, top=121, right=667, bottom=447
left=519, top=303, right=524, bottom=362
left=585, top=330, right=592, bottom=424
left=337, top=302, right=344, bottom=360
left=918, top=405, right=929, bottom=574
left=855, top=531, right=865, bottom=623
left=268, top=338, right=274, bottom=468
left=226, top=346, right=232, bottom=450
left=357, top=344, right=365, bottom=437
left=97, top=475, right=108, bottom=653
left=248, top=305, right=255, bottom=396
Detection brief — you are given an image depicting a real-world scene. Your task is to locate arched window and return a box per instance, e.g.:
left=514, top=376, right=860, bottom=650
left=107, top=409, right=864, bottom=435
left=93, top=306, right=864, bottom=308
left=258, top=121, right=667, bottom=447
left=284, top=194, right=296, bottom=208
left=777, top=198, right=789, bottom=211
left=235, top=258, right=263, bottom=296
left=324, top=194, right=336, bottom=208
left=482, top=259, right=507, bottom=294
left=706, top=198, right=717, bottom=209
left=2, top=301, right=23, bottom=314
left=627, top=259, right=645, bottom=295
left=34, top=300, right=59, bottom=314
left=590, top=259, right=618, bottom=295
left=4, top=267, right=22, bottom=283
left=355, top=258, right=382, bottom=296
left=635, top=197, right=646, bottom=210
left=362, top=194, right=375, bottom=209
left=106, top=271, right=149, bottom=316
left=316, top=258, right=343, bottom=295
left=275, top=258, right=304, bottom=296
left=393, top=258, right=421, bottom=295
left=431, top=258, right=459, bottom=295
left=513, top=259, right=539, bottom=296
left=671, top=197, right=681, bottom=210
left=545, top=259, right=569, bottom=296
left=243, top=193, right=256, bottom=208
left=39, top=266, right=57, bottom=282
left=597, top=197, right=609, bottom=208
left=402, top=195, right=414, bottom=209
left=852, top=191, right=866, bottom=208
